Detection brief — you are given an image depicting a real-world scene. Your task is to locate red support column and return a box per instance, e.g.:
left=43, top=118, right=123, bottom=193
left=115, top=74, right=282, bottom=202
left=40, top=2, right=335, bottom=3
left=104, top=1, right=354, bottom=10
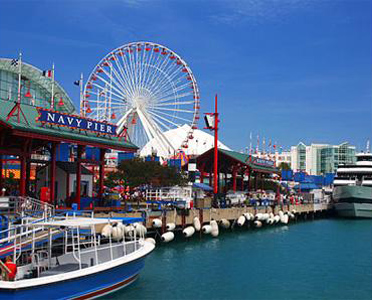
left=199, top=164, right=204, bottom=183
left=224, top=172, right=227, bottom=193
left=261, top=173, right=264, bottom=190
left=232, top=166, right=237, bottom=192
left=255, top=172, right=258, bottom=191
left=247, top=170, right=251, bottom=192
left=25, top=158, right=31, bottom=197
left=50, top=143, right=57, bottom=205
left=19, top=156, right=26, bottom=196
left=98, top=148, right=106, bottom=200
left=76, top=145, right=83, bottom=209
left=213, top=94, right=219, bottom=196
left=241, top=172, right=244, bottom=191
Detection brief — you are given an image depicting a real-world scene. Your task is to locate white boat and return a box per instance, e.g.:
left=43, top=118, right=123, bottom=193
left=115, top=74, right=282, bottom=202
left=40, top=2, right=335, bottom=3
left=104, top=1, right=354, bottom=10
left=0, top=217, right=155, bottom=299
left=333, top=152, right=372, bottom=218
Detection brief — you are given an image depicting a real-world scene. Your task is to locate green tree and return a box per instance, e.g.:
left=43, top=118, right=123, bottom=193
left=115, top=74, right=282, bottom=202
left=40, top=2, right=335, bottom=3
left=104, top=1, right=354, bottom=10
left=278, top=162, right=291, bottom=170
left=104, top=158, right=187, bottom=188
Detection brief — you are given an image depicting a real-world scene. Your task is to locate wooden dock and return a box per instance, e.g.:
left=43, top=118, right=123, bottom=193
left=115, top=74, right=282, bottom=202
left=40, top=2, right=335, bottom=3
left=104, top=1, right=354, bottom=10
left=96, top=203, right=332, bottom=230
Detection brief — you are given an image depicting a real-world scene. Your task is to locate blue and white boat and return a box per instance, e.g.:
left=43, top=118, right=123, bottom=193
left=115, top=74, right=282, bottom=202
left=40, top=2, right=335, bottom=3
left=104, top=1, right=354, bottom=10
left=0, top=217, right=155, bottom=299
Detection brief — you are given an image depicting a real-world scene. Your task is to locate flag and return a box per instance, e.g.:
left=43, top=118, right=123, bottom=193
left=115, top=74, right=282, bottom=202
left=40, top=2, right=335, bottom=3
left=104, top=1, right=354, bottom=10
left=73, top=80, right=80, bottom=86
left=269, top=139, right=272, bottom=154
left=11, top=59, right=18, bottom=66
left=43, top=70, right=52, bottom=77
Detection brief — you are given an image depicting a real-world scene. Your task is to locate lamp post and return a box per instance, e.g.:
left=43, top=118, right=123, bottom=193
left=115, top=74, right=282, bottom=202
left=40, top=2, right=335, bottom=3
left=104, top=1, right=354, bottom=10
left=204, top=94, right=219, bottom=204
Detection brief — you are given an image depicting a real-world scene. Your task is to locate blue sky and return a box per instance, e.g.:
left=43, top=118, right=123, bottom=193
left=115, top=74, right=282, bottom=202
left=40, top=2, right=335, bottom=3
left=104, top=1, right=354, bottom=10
left=1, top=0, right=371, bottom=151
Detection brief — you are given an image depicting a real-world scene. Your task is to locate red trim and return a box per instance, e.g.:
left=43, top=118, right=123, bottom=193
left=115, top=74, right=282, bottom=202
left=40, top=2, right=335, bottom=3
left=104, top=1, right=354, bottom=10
left=76, top=146, right=83, bottom=209
left=98, top=149, right=105, bottom=199
left=73, top=274, right=138, bottom=300
left=50, top=143, right=57, bottom=204
left=0, top=120, right=12, bottom=129
left=20, top=157, right=26, bottom=196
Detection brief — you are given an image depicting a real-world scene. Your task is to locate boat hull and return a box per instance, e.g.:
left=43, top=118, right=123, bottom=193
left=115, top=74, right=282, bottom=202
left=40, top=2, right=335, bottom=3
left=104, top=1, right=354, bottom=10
left=1, top=256, right=146, bottom=300
left=333, top=185, right=372, bottom=218
left=334, top=202, right=372, bottom=218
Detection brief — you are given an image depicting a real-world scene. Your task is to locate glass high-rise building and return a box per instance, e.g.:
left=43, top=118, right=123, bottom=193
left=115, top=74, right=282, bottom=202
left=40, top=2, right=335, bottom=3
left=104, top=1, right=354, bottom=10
left=291, top=142, right=356, bottom=175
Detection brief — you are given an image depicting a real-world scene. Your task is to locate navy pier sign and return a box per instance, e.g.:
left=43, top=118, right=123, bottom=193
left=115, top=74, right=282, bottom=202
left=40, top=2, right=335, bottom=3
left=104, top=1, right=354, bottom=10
left=252, top=157, right=275, bottom=168
left=37, top=109, right=117, bottom=136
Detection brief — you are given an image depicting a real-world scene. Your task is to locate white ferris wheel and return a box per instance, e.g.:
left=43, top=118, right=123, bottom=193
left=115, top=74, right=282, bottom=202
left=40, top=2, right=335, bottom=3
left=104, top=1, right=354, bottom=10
left=83, top=41, right=200, bottom=156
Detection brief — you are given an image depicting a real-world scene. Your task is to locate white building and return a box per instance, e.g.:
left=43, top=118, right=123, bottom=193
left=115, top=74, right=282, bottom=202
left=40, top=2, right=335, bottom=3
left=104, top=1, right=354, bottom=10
left=252, top=150, right=291, bottom=167
left=36, top=162, right=93, bottom=202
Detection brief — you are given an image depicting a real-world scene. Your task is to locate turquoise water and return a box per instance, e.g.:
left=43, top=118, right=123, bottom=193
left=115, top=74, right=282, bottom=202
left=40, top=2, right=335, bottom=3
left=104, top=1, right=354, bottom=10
left=109, top=219, right=372, bottom=300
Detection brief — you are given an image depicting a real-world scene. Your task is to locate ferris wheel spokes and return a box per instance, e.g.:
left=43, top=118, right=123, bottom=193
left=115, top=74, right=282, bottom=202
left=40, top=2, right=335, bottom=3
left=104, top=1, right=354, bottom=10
left=84, top=42, right=200, bottom=153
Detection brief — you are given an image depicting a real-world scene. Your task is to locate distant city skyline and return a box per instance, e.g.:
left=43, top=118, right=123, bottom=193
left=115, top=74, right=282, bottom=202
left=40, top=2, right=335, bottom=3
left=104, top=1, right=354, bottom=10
left=1, top=0, right=371, bottom=151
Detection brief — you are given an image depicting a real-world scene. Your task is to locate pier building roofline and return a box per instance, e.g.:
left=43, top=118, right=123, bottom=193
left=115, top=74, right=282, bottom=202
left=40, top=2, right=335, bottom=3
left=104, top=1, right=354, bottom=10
left=0, top=99, right=137, bottom=151
left=196, top=148, right=279, bottom=174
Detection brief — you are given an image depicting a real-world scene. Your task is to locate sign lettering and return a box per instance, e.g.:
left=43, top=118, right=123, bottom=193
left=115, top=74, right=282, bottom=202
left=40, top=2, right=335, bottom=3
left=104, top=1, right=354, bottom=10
left=252, top=157, right=275, bottom=168
left=37, top=109, right=117, bottom=136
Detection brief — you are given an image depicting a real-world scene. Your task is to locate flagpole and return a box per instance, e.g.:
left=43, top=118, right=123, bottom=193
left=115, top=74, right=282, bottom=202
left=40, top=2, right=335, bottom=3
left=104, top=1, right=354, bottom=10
left=249, top=132, right=252, bottom=155
left=51, top=63, right=55, bottom=109
left=79, top=73, right=84, bottom=116
left=17, top=52, right=22, bottom=104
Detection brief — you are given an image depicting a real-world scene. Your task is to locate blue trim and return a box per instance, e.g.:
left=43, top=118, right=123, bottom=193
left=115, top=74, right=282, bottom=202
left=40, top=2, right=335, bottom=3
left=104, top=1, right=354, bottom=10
left=193, top=182, right=213, bottom=191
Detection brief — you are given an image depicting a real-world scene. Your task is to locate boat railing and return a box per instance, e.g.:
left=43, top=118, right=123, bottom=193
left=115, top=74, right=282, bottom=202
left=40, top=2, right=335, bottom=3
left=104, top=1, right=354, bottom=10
left=13, top=196, right=55, bottom=219
left=64, top=223, right=145, bottom=270
left=146, top=187, right=192, bottom=202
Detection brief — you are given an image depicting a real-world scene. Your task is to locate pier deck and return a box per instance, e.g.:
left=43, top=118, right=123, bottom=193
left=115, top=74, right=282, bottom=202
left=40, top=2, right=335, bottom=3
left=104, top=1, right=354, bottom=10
left=96, top=203, right=332, bottom=229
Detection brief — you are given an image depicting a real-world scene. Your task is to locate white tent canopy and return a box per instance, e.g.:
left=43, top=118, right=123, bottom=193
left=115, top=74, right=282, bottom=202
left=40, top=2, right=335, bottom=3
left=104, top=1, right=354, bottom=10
left=140, top=124, right=230, bottom=159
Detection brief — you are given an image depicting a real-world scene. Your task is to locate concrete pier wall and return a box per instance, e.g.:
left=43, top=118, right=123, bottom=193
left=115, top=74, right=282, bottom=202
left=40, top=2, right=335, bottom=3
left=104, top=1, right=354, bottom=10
left=152, top=204, right=330, bottom=228
left=99, top=203, right=331, bottom=229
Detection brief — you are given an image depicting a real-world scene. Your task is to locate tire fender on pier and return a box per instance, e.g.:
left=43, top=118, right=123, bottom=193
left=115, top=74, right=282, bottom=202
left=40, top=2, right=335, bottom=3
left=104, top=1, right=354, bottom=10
left=266, top=218, right=274, bottom=225
left=202, top=224, right=212, bottom=234
left=262, top=213, right=270, bottom=221
left=135, top=223, right=147, bottom=236
left=166, top=223, right=176, bottom=231
left=237, top=215, right=246, bottom=227
left=124, top=225, right=135, bottom=237
left=112, top=226, right=121, bottom=241
left=101, top=224, right=113, bottom=238
left=280, top=214, right=289, bottom=224
left=161, top=232, right=175, bottom=243
left=193, top=217, right=201, bottom=231
left=183, top=226, right=195, bottom=238
left=244, top=213, right=251, bottom=221
left=210, top=220, right=219, bottom=237
left=254, top=220, right=262, bottom=228
left=255, top=213, right=263, bottom=221
left=152, top=218, right=162, bottom=228
left=220, top=219, right=230, bottom=229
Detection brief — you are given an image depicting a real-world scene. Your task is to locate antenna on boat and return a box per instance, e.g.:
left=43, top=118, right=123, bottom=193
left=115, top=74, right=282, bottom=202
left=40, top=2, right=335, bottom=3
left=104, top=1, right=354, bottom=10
left=367, top=139, right=370, bottom=153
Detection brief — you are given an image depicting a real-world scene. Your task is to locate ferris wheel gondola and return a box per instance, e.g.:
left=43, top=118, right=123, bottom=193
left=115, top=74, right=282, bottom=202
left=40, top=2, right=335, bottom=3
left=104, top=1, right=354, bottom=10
left=83, top=42, right=200, bottom=156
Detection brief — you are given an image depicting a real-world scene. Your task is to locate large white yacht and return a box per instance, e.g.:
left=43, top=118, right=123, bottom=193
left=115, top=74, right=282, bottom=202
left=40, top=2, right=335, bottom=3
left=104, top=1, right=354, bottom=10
left=333, top=152, right=372, bottom=218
